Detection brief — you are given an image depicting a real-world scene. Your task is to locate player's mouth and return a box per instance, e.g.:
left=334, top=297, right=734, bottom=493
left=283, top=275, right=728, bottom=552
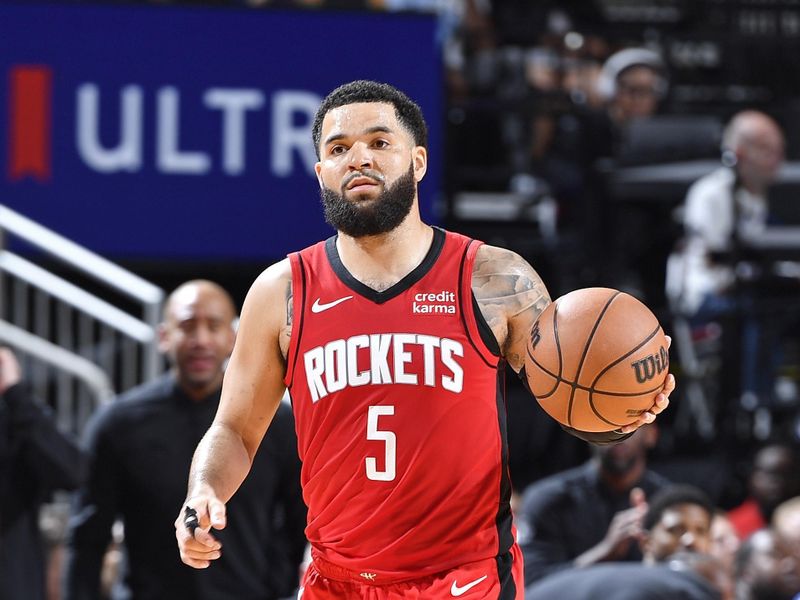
left=346, top=177, right=380, bottom=192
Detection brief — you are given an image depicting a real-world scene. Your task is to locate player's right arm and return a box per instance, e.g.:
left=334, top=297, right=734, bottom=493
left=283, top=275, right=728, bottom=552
left=175, top=259, right=293, bottom=569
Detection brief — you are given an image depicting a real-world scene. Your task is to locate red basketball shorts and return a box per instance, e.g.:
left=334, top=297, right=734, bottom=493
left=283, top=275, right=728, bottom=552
left=297, top=544, right=523, bottom=599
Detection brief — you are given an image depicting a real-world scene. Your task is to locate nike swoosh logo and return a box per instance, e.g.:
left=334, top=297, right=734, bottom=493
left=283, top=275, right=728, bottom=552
left=311, top=295, right=353, bottom=313
left=451, top=575, right=487, bottom=596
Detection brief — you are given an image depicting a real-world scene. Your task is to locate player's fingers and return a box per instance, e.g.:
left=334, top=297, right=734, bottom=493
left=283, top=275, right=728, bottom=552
left=665, top=335, right=672, bottom=349
left=176, top=503, right=221, bottom=549
left=181, top=557, right=212, bottom=569
left=619, top=410, right=656, bottom=434
left=661, top=373, right=676, bottom=396
left=182, top=504, right=202, bottom=535
left=182, top=542, right=222, bottom=559
left=208, top=499, right=227, bottom=530
left=179, top=549, right=217, bottom=569
left=175, top=509, right=197, bottom=544
left=651, top=393, right=670, bottom=416
left=192, top=526, right=222, bottom=549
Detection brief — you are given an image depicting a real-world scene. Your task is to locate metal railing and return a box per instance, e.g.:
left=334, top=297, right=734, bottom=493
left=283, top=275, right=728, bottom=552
left=0, top=203, right=164, bottom=436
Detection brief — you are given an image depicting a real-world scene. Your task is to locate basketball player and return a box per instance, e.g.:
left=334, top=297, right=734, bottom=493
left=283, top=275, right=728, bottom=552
left=174, top=80, right=674, bottom=598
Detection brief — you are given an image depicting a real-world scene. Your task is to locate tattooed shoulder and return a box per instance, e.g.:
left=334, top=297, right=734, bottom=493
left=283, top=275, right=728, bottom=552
left=471, top=244, right=551, bottom=368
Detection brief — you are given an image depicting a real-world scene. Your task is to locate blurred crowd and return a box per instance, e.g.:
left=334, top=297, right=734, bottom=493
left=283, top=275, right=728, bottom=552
left=5, top=1, right=800, bottom=599
left=4, top=289, right=800, bottom=599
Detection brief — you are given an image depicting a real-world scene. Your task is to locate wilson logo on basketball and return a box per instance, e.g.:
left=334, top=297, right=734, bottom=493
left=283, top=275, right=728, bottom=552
left=630, top=346, right=669, bottom=384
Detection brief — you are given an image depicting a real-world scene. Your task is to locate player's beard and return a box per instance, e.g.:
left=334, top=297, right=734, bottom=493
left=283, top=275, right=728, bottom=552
left=321, top=164, right=416, bottom=238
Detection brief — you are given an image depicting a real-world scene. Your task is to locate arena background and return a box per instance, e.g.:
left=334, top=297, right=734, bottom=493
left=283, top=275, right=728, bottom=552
left=3, top=0, right=800, bottom=551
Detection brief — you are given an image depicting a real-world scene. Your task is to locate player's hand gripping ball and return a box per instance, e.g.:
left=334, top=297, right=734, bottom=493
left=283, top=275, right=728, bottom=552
left=525, top=287, right=669, bottom=432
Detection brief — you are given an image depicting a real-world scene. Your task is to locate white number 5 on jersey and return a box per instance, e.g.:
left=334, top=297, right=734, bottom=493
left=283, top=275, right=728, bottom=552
left=366, top=405, right=396, bottom=481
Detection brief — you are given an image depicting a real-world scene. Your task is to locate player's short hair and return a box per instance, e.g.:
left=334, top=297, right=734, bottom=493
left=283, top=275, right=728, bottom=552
left=643, top=484, right=714, bottom=531
left=312, top=80, right=428, bottom=158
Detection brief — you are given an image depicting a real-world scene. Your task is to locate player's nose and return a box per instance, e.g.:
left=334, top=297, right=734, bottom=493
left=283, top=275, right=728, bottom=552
left=348, top=141, right=373, bottom=169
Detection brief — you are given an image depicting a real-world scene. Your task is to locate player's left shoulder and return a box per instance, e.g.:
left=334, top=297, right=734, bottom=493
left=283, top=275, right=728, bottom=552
left=472, top=244, right=535, bottom=275
left=471, top=244, right=548, bottom=298
left=474, top=242, right=525, bottom=266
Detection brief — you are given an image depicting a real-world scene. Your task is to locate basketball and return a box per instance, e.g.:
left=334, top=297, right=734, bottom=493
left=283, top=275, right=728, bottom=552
left=525, top=287, right=669, bottom=432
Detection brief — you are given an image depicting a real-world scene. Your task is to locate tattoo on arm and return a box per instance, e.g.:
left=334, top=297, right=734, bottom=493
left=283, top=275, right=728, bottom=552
left=472, top=248, right=551, bottom=370
left=285, top=280, right=293, bottom=328
left=278, top=279, right=293, bottom=360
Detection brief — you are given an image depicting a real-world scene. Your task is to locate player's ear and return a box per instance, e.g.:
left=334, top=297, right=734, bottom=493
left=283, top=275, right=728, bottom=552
left=314, top=162, right=324, bottom=189
left=413, top=146, right=427, bottom=182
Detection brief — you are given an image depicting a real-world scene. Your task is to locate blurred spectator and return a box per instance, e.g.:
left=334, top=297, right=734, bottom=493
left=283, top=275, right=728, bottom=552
left=534, top=45, right=669, bottom=294
left=667, top=110, right=786, bottom=408
left=527, top=482, right=729, bottom=600
left=666, top=551, right=735, bottom=600
left=0, top=347, right=87, bottom=600
left=772, top=496, right=800, bottom=554
left=516, top=424, right=669, bottom=583
left=594, top=48, right=667, bottom=128
left=734, top=528, right=800, bottom=600
left=593, top=47, right=672, bottom=300
left=728, top=443, right=800, bottom=540
left=375, top=0, right=494, bottom=101
left=710, top=510, right=742, bottom=581
left=640, top=484, right=714, bottom=564
left=63, top=280, right=306, bottom=600
left=525, top=554, right=727, bottom=600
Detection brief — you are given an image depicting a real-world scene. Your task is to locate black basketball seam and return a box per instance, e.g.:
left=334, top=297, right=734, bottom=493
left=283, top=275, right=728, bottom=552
left=528, top=321, right=663, bottom=398
left=527, top=301, right=563, bottom=400
left=525, top=353, right=664, bottom=397
left=526, top=348, right=558, bottom=398
left=587, top=324, right=664, bottom=427
left=554, top=299, right=577, bottom=423
left=553, top=301, right=563, bottom=381
left=568, top=290, right=620, bottom=427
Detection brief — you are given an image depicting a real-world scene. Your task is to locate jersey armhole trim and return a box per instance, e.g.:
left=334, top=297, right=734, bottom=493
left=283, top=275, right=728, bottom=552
left=471, top=293, right=502, bottom=357
left=458, top=240, right=500, bottom=368
left=284, top=252, right=307, bottom=388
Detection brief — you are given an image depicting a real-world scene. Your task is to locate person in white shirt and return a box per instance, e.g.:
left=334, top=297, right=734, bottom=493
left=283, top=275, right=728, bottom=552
left=667, top=110, right=785, bottom=407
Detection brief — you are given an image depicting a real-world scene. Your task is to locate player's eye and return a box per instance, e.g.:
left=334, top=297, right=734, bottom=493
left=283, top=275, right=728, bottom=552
left=372, top=139, right=389, bottom=149
left=329, top=145, right=347, bottom=156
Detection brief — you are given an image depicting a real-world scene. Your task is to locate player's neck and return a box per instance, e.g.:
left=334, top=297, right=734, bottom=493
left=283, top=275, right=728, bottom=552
left=335, top=214, right=433, bottom=292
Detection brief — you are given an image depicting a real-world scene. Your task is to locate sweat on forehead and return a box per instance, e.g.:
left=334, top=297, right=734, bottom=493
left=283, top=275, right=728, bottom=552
left=312, top=80, right=428, bottom=156
left=321, top=103, right=404, bottom=142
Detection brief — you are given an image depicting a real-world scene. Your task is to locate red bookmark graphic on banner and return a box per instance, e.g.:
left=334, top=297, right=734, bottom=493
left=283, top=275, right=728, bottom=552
left=8, top=65, right=53, bottom=182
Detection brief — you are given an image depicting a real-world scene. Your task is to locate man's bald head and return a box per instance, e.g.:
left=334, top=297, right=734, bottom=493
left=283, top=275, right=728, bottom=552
left=722, top=110, right=785, bottom=192
left=159, top=280, right=237, bottom=400
left=163, top=280, right=236, bottom=324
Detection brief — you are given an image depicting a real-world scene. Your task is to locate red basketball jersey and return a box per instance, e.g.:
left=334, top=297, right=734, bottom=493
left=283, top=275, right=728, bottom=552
left=285, top=228, right=514, bottom=580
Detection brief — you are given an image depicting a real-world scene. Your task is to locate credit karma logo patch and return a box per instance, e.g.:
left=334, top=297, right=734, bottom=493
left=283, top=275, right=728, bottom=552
left=412, top=290, right=457, bottom=315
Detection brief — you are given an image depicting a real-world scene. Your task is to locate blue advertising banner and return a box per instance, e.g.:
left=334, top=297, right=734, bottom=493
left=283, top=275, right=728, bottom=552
left=0, top=3, right=442, bottom=260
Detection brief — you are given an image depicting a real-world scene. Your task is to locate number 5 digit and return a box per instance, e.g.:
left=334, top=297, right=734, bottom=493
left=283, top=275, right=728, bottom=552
left=366, top=405, right=396, bottom=481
